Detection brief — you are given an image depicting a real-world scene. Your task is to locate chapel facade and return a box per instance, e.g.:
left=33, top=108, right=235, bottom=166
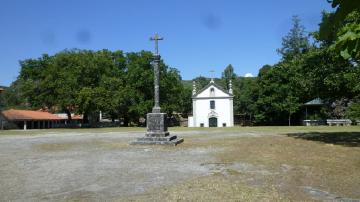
left=188, top=79, right=234, bottom=127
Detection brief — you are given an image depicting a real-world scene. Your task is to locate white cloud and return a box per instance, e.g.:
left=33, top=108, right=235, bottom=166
left=244, top=73, right=254, bottom=77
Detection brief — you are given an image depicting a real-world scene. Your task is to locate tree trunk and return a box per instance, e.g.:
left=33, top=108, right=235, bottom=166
left=288, top=114, right=291, bottom=126
left=88, top=112, right=98, bottom=128
left=250, top=113, right=252, bottom=126
left=123, top=116, right=129, bottom=127
left=83, top=113, right=89, bottom=124
left=65, top=109, right=72, bottom=122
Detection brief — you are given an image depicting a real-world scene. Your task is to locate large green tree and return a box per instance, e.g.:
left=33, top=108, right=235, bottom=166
left=7, top=49, right=186, bottom=126
left=232, top=77, right=257, bottom=124
left=277, top=16, right=311, bottom=61
left=254, top=17, right=310, bottom=125
left=221, top=64, right=236, bottom=90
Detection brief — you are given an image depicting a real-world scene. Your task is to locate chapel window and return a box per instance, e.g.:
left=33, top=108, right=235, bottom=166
left=210, top=88, right=215, bottom=96
left=210, top=100, right=215, bottom=109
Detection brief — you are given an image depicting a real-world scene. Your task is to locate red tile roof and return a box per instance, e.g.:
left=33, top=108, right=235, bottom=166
left=71, top=115, right=83, bottom=120
left=1, top=109, right=63, bottom=121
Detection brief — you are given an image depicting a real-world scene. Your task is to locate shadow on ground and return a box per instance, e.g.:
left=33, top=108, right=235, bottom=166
left=287, top=132, right=360, bottom=147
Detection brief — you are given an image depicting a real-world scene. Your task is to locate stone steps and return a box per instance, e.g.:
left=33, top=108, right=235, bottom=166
left=136, top=135, right=177, bottom=142
left=131, top=137, right=184, bottom=146
left=130, top=112, right=184, bottom=146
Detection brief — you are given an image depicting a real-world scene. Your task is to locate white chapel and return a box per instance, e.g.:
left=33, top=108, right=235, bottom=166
left=188, top=79, right=234, bottom=127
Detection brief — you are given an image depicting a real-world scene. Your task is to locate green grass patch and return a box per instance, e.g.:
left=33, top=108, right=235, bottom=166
left=1, top=125, right=359, bottom=136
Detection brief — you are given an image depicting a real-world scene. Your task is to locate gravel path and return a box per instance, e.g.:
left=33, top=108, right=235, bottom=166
left=0, top=130, right=237, bottom=201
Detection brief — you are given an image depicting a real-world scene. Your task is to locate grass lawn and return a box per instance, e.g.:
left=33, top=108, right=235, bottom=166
left=127, top=126, right=360, bottom=201
left=1, top=125, right=359, bottom=135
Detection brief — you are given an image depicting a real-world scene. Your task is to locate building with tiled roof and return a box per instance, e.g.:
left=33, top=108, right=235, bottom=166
left=2, top=109, right=62, bottom=121
left=0, top=109, right=82, bottom=130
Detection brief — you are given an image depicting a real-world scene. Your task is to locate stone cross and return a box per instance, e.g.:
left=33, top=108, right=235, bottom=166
left=150, top=33, right=163, bottom=56
left=150, top=33, right=163, bottom=113
left=130, top=33, right=183, bottom=145
left=210, top=70, right=215, bottom=83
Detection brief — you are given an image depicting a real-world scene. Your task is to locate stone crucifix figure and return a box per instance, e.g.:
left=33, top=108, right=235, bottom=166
left=150, top=33, right=163, bottom=113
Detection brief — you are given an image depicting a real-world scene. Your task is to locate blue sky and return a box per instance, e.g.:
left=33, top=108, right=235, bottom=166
left=0, top=0, right=333, bottom=86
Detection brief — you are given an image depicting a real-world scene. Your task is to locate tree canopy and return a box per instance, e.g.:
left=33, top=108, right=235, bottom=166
left=3, top=49, right=189, bottom=126
left=319, top=0, right=360, bottom=61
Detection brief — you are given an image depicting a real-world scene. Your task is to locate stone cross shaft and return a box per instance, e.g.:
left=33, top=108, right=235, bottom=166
left=150, top=33, right=163, bottom=113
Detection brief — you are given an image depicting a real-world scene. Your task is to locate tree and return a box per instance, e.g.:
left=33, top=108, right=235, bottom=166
left=298, top=47, right=355, bottom=101
left=178, top=86, right=192, bottom=115
left=316, top=12, right=339, bottom=46
left=1, top=81, right=28, bottom=109
left=319, top=1, right=360, bottom=61
left=8, top=49, right=185, bottom=127
left=277, top=16, right=310, bottom=60
left=0, top=87, right=6, bottom=109
left=76, top=87, right=109, bottom=126
left=346, top=102, right=360, bottom=121
left=193, top=76, right=210, bottom=90
left=221, top=64, right=236, bottom=90
left=258, top=64, right=272, bottom=78
left=160, top=67, right=187, bottom=115
left=282, top=95, right=300, bottom=126
left=230, top=77, right=257, bottom=124
left=255, top=60, right=303, bottom=125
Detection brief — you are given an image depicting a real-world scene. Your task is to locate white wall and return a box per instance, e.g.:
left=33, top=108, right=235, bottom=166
left=193, top=98, right=233, bottom=127
left=190, top=83, right=234, bottom=127
left=188, top=116, right=193, bottom=127
left=196, top=85, right=229, bottom=98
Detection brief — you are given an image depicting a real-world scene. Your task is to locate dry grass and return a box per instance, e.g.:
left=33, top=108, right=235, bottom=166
left=124, top=128, right=360, bottom=201
left=36, top=139, right=129, bottom=151
left=1, top=125, right=359, bottom=136
left=124, top=175, right=289, bottom=202
left=211, top=136, right=360, bottom=200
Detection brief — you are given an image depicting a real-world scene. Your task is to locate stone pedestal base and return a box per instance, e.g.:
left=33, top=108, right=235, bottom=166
left=131, top=113, right=183, bottom=146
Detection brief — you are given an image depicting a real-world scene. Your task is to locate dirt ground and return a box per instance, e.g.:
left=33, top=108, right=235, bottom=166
left=0, top=127, right=359, bottom=201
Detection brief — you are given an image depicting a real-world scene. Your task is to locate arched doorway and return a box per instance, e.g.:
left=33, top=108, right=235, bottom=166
left=209, top=117, right=218, bottom=127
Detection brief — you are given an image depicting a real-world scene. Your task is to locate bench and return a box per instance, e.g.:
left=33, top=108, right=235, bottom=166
left=303, top=120, right=325, bottom=126
left=326, top=119, right=352, bottom=126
